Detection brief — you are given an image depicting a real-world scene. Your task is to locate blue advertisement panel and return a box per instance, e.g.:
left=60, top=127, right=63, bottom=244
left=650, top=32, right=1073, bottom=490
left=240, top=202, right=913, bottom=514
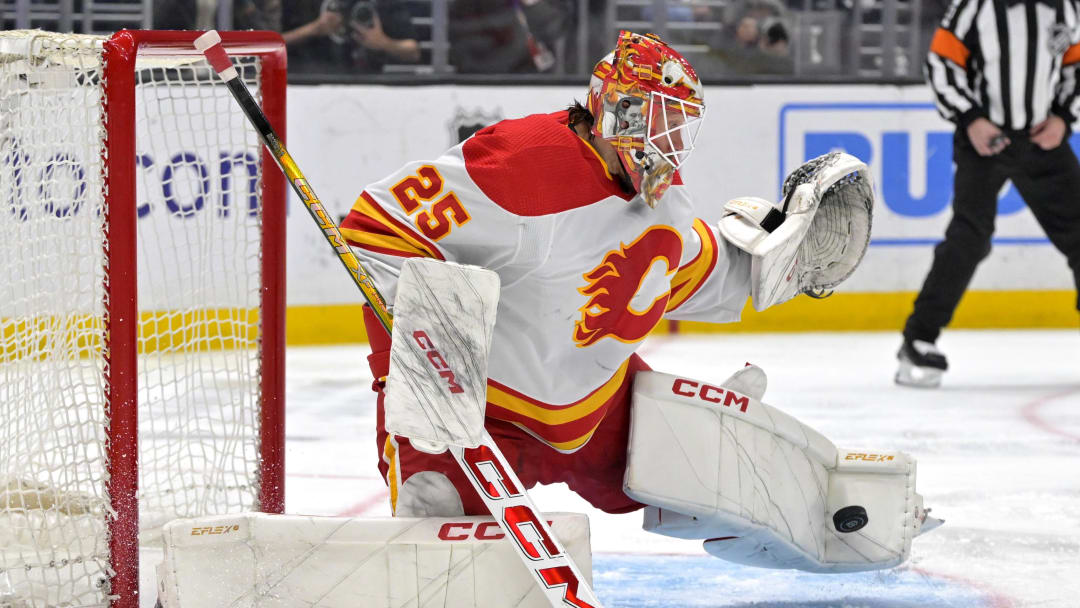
left=779, top=102, right=1080, bottom=246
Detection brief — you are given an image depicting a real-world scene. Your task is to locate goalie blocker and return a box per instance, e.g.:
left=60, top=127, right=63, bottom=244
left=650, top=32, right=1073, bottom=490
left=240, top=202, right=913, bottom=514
left=624, top=365, right=941, bottom=573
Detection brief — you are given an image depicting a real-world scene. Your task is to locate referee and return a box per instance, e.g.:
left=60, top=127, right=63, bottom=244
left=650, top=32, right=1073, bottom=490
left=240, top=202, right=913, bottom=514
left=897, top=0, right=1080, bottom=387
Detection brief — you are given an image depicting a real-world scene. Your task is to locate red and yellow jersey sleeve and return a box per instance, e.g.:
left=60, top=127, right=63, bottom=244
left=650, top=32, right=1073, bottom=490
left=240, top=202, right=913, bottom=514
left=340, top=159, right=465, bottom=306
left=341, top=189, right=447, bottom=261
left=666, top=218, right=719, bottom=312
left=663, top=215, right=751, bottom=323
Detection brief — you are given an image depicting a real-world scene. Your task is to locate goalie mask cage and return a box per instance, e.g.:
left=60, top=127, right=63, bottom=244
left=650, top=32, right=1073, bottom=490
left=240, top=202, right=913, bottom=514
left=0, top=30, right=286, bottom=607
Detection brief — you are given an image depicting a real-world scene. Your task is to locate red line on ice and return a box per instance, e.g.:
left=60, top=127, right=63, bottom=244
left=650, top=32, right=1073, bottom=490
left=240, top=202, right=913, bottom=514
left=912, top=566, right=1017, bottom=608
left=1020, top=387, right=1080, bottom=443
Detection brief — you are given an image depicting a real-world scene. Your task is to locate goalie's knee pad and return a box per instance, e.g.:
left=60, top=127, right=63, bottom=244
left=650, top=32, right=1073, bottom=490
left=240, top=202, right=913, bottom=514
left=624, top=368, right=937, bottom=573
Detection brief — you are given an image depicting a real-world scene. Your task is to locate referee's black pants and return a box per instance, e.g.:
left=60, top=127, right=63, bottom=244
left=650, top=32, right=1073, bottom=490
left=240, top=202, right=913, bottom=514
left=903, top=130, right=1080, bottom=344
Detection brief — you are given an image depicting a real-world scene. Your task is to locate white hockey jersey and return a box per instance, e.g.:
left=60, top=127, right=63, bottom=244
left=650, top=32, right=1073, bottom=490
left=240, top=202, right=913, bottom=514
left=343, top=110, right=751, bottom=452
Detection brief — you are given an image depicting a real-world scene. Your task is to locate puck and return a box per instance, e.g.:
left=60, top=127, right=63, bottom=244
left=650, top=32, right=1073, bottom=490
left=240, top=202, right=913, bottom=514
left=833, top=505, right=869, bottom=533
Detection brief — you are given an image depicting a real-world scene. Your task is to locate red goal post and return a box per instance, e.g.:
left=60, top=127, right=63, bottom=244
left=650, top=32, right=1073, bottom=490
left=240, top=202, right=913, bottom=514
left=0, top=30, right=286, bottom=608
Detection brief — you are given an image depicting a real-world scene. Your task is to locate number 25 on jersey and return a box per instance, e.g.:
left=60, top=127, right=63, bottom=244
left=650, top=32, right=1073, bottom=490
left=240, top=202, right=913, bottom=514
left=391, top=166, right=471, bottom=241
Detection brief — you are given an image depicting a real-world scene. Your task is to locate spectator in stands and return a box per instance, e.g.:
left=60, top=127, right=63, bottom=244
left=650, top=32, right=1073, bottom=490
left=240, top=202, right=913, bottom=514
left=448, top=0, right=573, bottom=74
left=696, top=1, right=793, bottom=77
left=153, top=0, right=281, bottom=31
left=733, top=14, right=762, bottom=49
left=755, top=17, right=794, bottom=73
left=234, top=0, right=283, bottom=30
left=759, top=18, right=790, bottom=57
left=282, top=0, right=419, bottom=74
left=281, top=2, right=342, bottom=73
left=642, top=0, right=716, bottom=23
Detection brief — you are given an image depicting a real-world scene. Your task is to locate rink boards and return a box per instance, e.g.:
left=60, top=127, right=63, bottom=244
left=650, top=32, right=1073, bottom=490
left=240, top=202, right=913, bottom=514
left=12, top=81, right=1068, bottom=343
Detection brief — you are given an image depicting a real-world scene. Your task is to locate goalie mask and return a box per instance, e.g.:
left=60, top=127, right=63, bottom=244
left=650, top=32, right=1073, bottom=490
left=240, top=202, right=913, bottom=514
left=587, top=31, right=705, bottom=207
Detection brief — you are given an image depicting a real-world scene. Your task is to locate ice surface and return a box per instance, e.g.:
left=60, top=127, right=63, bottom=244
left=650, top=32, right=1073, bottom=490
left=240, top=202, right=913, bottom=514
left=283, top=329, right=1080, bottom=608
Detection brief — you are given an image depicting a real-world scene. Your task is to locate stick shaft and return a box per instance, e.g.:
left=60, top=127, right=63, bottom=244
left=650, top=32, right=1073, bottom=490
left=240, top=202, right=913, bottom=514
left=222, top=74, right=393, bottom=335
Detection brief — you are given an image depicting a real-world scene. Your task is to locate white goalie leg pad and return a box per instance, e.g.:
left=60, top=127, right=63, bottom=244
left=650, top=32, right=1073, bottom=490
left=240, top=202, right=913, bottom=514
left=624, top=369, right=929, bottom=573
left=155, top=512, right=591, bottom=608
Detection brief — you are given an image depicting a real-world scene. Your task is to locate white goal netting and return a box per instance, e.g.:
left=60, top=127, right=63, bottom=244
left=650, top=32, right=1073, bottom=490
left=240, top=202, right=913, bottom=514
left=0, top=31, right=274, bottom=607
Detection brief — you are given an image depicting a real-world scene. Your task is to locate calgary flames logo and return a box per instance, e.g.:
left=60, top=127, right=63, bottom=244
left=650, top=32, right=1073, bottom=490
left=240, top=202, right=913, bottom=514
left=573, top=226, right=683, bottom=347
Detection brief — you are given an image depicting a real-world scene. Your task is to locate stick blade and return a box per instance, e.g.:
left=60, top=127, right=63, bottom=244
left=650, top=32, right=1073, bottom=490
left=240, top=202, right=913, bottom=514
left=384, top=259, right=499, bottom=449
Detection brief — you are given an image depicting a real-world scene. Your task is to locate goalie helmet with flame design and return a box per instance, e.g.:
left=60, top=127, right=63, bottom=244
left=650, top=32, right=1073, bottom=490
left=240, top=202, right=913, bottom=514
left=587, top=31, right=705, bottom=207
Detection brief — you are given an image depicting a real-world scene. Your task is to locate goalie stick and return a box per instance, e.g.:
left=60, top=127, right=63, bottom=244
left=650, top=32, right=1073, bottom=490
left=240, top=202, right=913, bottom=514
left=194, top=30, right=602, bottom=608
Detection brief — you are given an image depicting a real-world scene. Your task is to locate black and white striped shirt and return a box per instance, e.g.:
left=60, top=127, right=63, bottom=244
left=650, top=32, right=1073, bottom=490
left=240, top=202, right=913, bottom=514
left=926, top=0, right=1080, bottom=131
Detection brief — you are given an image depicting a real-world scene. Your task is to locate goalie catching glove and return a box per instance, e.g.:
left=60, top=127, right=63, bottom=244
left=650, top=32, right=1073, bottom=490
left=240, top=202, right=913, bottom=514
left=718, top=152, right=874, bottom=311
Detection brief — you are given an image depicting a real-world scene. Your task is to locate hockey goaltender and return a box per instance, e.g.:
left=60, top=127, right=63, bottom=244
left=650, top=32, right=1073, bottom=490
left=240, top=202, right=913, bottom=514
left=346, top=27, right=941, bottom=577
left=157, top=30, right=942, bottom=608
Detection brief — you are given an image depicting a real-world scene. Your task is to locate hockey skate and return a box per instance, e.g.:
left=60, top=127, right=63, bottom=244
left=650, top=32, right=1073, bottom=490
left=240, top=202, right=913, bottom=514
left=895, top=339, right=948, bottom=388
left=917, top=504, right=945, bottom=536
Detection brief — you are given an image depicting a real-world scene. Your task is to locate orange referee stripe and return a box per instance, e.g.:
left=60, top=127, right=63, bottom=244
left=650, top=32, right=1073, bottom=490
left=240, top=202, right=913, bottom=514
left=930, top=28, right=970, bottom=68
left=1064, top=43, right=1080, bottom=65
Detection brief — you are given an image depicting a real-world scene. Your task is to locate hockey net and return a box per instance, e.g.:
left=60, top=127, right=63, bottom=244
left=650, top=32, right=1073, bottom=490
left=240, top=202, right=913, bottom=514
left=0, top=30, right=285, bottom=607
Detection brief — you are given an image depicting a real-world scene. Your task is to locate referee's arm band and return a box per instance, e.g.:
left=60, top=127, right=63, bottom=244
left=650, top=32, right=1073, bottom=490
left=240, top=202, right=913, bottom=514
left=1064, top=43, right=1080, bottom=66
left=930, top=28, right=970, bottom=68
